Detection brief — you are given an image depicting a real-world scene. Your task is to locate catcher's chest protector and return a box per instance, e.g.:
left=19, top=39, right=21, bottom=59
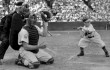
left=23, top=25, right=39, bottom=45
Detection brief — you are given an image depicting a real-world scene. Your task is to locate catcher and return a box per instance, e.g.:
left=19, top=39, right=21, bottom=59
left=77, top=18, right=109, bottom=57
left=16, top=14, right=54, bottom=69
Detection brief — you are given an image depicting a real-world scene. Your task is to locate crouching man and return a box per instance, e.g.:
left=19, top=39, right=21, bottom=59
left=16, top=14, right=54, bottom=69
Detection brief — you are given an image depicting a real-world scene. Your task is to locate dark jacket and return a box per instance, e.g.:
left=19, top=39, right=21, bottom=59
left=3, top=11, right=16, bottom=38
left=11, top=12, right=25, bottom=31
left=10, top=12, right=25, bottom=50
left=0, top=16, right=7, bottom=40
left=0, top=11, right=16, bottom=40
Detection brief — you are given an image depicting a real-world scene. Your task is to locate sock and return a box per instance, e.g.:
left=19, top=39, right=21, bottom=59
left=102, top=46, right=108, bottom=53
left=80, top=47, right=84, bottom=53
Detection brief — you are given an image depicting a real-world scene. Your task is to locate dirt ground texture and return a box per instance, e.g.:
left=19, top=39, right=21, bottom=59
left=0, top=30, right=110, bottom=70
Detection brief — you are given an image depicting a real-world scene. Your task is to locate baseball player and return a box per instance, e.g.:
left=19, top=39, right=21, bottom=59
left=16, top=14, right=54, bottom=69
left=77, top=18, right=109, bottom=57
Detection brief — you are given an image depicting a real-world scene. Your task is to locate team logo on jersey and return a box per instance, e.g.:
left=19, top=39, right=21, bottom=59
left=24, top=34, right=28, bottom=39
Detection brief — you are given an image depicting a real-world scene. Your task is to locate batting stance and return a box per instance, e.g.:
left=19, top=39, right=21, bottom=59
left=15, top=14, right=54, bottom=69
left=77, top=18, right=109, bottom=57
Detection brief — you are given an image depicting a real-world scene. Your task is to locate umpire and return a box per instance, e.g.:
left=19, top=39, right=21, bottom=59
left=0, top=1, right=25, bottom=65
left=0, top=11, right=16, bottom=64
left=9, top=1, right=26, bottom=50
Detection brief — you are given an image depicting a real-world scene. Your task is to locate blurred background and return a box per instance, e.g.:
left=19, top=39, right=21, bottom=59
left=0, top=0, right=110, bottom=22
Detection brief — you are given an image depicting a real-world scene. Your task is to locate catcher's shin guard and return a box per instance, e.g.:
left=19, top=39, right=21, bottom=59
left=28, top=62, right=40, bottom=69
left=15, top=54, right=40, bottom=69
left=15, top=54, right=24, bottom=66
left=46, top=57, right=54, bottom=64
left=15, top=59, right=40, bottom=69
left=40, top=57, right=54, bottom=64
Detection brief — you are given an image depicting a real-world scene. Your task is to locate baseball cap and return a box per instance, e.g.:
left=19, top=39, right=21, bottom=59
left=15, top=1, right=23, bottom=6
left=82, top=17, right=88, bottom=22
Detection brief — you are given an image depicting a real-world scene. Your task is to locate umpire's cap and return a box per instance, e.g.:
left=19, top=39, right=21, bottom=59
left=15, top=1, right=23, bottom=6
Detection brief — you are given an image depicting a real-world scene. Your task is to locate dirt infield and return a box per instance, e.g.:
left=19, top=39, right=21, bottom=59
left=0, top=30, right=110, bottom=70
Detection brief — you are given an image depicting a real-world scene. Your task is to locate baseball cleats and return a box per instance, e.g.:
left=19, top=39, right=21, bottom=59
left=77, top=52, right=84, bottom=57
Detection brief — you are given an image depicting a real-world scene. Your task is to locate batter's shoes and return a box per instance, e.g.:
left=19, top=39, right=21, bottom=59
left=77, top=52, right=84, bottom=57
left=0, top=59, right=2, bottom=65
left=105, top=52, right=109, bottom=57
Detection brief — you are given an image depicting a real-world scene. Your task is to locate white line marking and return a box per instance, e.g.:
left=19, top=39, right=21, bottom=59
left=72, top=61, right=110, bottom=66
left=68, top=55, right=78, bottom=61
left=52, top=34, right=61, bottom=36
left=46, top=48, right=57, bottom=55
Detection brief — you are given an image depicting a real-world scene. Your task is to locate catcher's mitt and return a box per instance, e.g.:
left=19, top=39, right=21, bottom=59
left=40, top=11, right=51, bottom=22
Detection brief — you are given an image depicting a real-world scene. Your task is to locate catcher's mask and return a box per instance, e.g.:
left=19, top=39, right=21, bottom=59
left=27, top=14, right=37, bottom=25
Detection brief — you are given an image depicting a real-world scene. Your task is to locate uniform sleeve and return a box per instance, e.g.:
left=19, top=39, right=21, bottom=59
left=82, top=26, right=85, bottom=32
left=82, top=24, right=95, bottom=32
left=18, top=28, right=29, bottom=45
left=88, top=24, right=95, bottom=32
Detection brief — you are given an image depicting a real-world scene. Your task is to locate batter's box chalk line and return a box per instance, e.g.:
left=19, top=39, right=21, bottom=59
left=46, top=48, right=57, bottom=57
left=72, top=61, right=110, bottom=66
left=67, top=53, right=110, bottom=61
left=67, top=54, right=110, bottom=66
left=52, top=34, right=61, bottom=36
left=67, top=55, right=79, bottom=61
